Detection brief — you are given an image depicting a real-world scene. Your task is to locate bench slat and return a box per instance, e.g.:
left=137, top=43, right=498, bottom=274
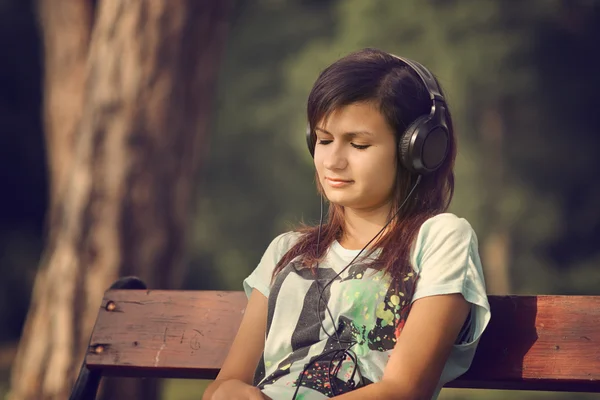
left=87, top=290, right=246, bottom=379
left=446, top=295, right=600, bottom=392
left=86, top=290, right=600, bottom=392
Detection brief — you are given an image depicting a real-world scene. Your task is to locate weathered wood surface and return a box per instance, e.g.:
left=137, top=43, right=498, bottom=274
left=88, top=290, right=247, bottom=379
left=86, top=291, right=600, bottom=392
left=446, top=295, right=600, bottom=392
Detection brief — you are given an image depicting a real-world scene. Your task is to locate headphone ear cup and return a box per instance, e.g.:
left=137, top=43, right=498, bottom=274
left=399, top=116, right=428, bottom=173
left=399, top=116, right=449, bottom=174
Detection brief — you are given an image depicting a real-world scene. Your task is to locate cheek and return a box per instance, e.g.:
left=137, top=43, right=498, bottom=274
left=369, top=149, right=397, bottom=177
left=372, top=153, right=397, bottom=192
left=313, top=148, right=325, bottom=166
left=378, top=167, right=397, bottom=192
left=314, top=160, right=324, bottom=180
left=313, top=154, right=321, bottom=172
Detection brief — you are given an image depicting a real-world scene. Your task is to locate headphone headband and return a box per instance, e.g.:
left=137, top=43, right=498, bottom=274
left=388, top=54, right=445, bottom=102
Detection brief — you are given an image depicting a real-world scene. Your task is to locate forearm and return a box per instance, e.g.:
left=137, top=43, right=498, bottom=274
left=202, top=379, right=271, bottom=400
left=332, top=380, right=428, bottom=400
left=202, top=379, right=247, bottom=400
left=202, top=379, right=227, bottom=400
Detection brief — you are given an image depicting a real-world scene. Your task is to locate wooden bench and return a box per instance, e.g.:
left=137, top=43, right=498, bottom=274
left=69, top=277, right=600, bottom=399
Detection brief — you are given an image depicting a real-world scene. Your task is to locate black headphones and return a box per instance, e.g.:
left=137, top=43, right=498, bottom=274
left=306, top=54, right=449, bottom=175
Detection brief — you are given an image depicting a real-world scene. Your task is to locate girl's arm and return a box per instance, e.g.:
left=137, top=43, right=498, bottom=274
left=202, top=289, right=269, bottom=400
left=334, top=293, right=470, bottom=400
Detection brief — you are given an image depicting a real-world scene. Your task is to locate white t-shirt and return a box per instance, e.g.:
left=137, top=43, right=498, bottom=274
left=243, top=213, right=491, bottom=399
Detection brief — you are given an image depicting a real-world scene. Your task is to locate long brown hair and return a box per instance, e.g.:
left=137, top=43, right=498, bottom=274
left=273, top=48, right=456, bottom=293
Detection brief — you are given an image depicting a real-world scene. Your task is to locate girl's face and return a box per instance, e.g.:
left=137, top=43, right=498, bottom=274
left=314, top=102, right=398, bottom=214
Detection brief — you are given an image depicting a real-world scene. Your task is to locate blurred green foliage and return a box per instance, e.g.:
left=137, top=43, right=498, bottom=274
left=188, top=0, right=600, bottom=296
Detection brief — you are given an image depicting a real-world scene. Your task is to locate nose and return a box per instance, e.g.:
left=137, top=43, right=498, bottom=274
left=322, top=142, right=348, bottom=171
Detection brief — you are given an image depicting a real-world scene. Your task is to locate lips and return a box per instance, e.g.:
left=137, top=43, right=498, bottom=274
left=326, top=177, right=352, bottom=183
left=325, top=177, right=354, bottom=188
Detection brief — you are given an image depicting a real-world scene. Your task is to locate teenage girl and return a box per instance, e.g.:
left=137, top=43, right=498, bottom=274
left=203, top=48, right=490, bottom=400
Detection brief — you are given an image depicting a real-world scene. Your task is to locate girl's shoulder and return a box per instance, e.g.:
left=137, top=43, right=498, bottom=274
left=420, top=212, right=474, bottom=231
left=244, top=231, right=304, bottom=298
left=416, top=212, right=477, bottom=244
left=269, top=230, right=303, bottom=252
left=411, top=212, right=479, bottom=265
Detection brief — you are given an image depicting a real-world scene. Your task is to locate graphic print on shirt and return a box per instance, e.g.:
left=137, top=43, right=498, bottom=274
left=254, top=261, right=339, bottom=387
left=339, top=263, right=416, bottom=354
left=255, top=259, right=417, bottom=397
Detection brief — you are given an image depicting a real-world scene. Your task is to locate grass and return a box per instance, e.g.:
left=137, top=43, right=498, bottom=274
left=159, top=379, right=600, bottom=400
left=162, top=379, right=211, bottom=400
left=0, top=376, right=597, bottom=399
left=439, top=388, right=599, bottom=400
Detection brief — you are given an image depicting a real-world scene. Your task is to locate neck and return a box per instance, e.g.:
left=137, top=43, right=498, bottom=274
left=338, top=203, right=393, bottom=250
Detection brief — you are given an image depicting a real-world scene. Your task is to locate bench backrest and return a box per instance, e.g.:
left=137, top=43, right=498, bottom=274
left=85, top=290, right=600, bottom=392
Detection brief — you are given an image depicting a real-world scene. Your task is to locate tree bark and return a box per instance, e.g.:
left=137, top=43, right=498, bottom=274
left=37, top=0, right=94, bottom=223
left=9, top=2, right=232, bottom=400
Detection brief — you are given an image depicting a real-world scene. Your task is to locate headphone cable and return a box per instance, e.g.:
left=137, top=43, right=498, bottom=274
left=291, top=175, right=422, bottom=398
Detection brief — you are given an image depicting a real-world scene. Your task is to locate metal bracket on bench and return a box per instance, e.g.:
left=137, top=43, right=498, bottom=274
left=68, top=276, right=148, bottom=400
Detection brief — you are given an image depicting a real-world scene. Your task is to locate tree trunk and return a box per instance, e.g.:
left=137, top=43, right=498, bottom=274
left=8, top=2, right=232, bottom=400
left=37, top=0, right=94, bottom=223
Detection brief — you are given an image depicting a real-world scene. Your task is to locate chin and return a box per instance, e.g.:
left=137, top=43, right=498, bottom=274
left=325, top=192, right=387, bottom=211
left=324, top=195, right=357, bottom=208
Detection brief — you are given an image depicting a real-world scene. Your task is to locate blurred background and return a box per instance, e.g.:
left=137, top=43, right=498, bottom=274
left=1, top=0, right=599, bottom=399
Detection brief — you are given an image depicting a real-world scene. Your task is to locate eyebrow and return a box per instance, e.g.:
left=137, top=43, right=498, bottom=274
left=314, top=127, right=374, bottom=138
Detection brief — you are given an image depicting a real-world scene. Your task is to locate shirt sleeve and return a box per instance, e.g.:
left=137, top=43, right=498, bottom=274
left=410, top=213, right=491, bottom=348
left=243, top=231, right=300, bottom=299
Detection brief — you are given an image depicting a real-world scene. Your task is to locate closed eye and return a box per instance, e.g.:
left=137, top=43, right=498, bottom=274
left=317, top=139, right=370, bottom=150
